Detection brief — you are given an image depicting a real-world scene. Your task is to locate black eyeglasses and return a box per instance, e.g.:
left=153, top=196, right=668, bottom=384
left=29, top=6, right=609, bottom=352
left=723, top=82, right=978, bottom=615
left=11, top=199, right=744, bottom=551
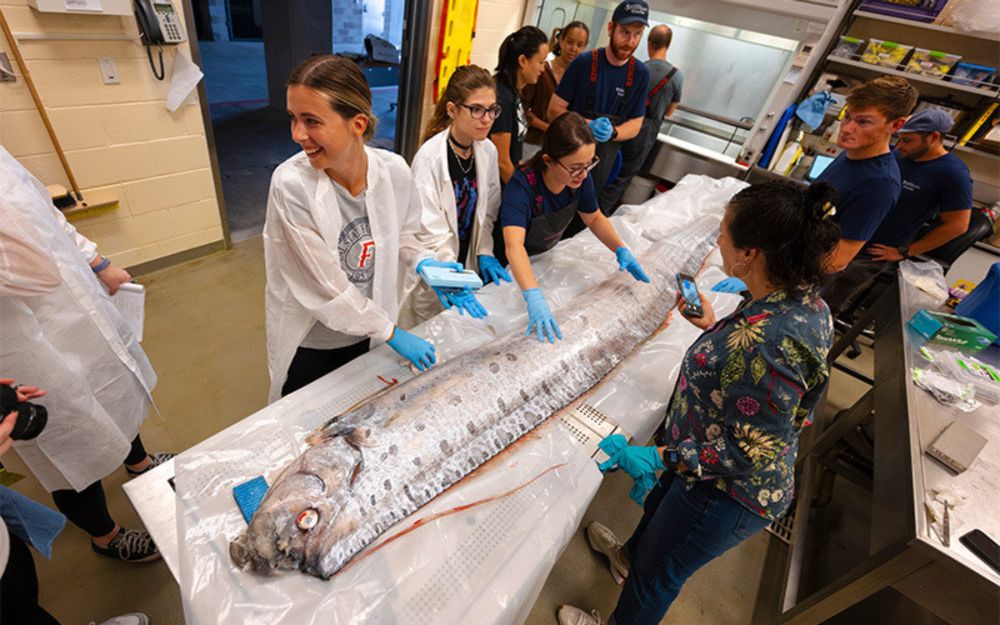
left=458, top=103, right=503, bottom=120
left=557, top=155, right=600, bottom=177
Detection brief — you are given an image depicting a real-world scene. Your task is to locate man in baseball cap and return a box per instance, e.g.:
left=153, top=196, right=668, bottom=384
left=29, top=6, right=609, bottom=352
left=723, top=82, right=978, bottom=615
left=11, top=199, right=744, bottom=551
left=547, top=1, right=651, bottom=223
left=824, top=107, right=973, bottom=313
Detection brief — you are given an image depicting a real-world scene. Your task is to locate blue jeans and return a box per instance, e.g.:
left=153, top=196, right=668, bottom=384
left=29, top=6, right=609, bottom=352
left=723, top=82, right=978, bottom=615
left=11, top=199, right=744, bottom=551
left=610, top=472, right=771, bottom=625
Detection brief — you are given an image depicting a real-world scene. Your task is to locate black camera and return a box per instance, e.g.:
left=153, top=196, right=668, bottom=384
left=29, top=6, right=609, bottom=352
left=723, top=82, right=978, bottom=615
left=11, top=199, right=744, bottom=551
left=0, top=383, right=48, bottom=441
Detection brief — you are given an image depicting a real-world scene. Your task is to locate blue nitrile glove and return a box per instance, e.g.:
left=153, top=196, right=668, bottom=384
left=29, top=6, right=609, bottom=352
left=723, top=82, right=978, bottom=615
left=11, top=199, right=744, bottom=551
left=477, top=255, right=511, bottom=285
left=605, top=444, right=664, bottom=481
left=597, top=433, right=629, bottom=472
left=615, top=247, right=650, bottom=283
left=628, top=472, right=657, bottom=505
left=444, top=288, right=488, bottom=319
left=417, top=258, right=466, bottom=309
left=589, top=117, right=614, bottom=143
left=711, top=277, right=748, bottom=293
left=522, top=288, right=563, bottom=343
left=387, top=326, right=436, bottom=372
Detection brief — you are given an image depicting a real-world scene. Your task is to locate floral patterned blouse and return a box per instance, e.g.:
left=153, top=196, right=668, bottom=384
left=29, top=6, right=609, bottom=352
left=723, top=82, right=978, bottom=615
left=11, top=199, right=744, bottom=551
left=657, top=288, right=833, bottom=520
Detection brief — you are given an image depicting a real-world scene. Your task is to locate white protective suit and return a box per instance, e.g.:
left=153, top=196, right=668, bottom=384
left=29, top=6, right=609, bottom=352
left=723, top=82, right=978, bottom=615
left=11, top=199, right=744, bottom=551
left=398, top=129, right=502, bottom=327
left=263, top=147, right=430, bottom=403
left=0, top=148, right=157, bottom=493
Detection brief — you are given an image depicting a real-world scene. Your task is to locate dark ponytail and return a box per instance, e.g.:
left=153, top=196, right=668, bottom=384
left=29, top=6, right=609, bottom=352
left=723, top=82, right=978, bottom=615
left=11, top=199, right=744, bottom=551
left=526, top=111, right=594, bottom=172
left=726, top=181, right=841, bottom=290
left=550, top=21, right=590, bottom=57
left=495, top=26, right=548, bottom=91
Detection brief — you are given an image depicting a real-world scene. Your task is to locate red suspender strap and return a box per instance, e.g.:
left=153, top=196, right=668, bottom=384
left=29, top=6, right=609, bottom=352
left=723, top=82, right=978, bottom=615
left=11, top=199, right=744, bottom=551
left=589, top=49, right=599, bottom=83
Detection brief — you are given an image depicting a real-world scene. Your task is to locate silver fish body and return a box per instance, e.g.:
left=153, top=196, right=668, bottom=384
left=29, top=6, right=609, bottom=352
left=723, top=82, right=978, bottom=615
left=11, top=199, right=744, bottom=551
left=230, top=219, right=719, bottom=579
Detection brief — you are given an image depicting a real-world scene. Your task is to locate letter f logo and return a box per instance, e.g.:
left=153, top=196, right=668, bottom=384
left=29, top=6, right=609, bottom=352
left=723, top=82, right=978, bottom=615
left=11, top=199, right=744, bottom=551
left=358, top=240, right=375, bottom=268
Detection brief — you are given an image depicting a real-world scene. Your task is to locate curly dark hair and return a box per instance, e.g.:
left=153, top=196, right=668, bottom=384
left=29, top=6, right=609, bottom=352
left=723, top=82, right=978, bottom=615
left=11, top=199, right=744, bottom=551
left=726, top=181, right=841, bottom=290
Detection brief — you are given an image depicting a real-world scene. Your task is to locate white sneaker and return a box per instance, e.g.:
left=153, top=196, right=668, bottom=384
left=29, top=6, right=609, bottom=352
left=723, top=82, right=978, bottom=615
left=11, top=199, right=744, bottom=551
left=557, top=604, right=604, bottom=625
left=586, top=522, right=630, bottom=585
left=92, top=613, right=149, bottom=625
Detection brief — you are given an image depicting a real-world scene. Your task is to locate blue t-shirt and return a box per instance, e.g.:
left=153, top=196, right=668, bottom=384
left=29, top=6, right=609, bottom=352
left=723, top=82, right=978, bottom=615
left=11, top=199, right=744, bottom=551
left=817, top=151, right=900, bottom=242
left=554, top=48, right=649, bottom=123
left=870, top=151, right=972, bottom=248
left=499, top=168, right=598, bottom=230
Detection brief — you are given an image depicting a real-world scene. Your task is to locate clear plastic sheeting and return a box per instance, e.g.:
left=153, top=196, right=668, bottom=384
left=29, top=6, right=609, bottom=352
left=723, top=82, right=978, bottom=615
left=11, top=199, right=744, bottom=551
left=174, top=174, right=749, bottom=624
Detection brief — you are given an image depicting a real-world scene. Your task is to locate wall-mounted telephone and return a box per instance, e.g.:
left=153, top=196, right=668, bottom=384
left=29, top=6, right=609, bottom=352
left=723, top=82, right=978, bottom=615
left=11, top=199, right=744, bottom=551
left=134, top=0, right=186, bottom=80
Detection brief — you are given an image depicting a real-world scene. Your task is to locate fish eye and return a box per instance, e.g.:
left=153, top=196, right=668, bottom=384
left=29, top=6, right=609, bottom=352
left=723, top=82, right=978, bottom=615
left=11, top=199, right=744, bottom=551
left=296, top=508, right=320, bottom=531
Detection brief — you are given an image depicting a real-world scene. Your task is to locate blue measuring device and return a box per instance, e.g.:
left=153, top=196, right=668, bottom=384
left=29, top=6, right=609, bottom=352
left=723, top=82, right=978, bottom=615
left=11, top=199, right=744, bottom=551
left=232, top=476, right=269, bottom=524
left=420, top=266, right=484, bottom=291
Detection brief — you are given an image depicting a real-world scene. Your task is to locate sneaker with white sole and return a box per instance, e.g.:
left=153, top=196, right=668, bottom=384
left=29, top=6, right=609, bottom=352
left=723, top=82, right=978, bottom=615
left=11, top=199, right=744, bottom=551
left=91, top=613, right=149, bottom=625
left=586, top=522, right=630, bottom=585
left=557, top=605, right=604, bottom=625
left=92, top=528, right=161, bottom=563
left=126, top=452, right=174, bottom=477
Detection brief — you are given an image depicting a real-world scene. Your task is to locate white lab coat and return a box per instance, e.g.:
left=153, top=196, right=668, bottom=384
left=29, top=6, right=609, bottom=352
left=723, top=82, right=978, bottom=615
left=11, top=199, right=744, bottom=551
left=0, top=148, right=157, bottom=493
left=398, top=129, right=502, bottom=327
left=263, top=147, right=428, bottom=403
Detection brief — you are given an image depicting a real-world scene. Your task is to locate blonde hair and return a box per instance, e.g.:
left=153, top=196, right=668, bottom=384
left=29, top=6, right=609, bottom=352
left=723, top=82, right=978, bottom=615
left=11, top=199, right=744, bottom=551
left=421, top=65, right=496, bottom=145
left=287, top=54, right=377, bottom=141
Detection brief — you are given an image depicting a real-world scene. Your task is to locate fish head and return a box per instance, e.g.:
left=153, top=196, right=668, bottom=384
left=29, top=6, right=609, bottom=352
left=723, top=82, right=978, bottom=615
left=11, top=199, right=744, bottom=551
left=229, top=437, right=362, bottom=577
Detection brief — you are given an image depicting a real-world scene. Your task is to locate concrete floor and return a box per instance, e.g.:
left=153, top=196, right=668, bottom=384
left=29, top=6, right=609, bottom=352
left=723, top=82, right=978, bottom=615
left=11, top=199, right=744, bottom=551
left=4, top=236, right=920, bottom=625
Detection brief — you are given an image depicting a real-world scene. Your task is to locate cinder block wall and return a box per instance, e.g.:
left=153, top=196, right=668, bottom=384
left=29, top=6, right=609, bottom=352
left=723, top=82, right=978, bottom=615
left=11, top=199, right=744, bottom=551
left=0, top=0, right=224, bottom=269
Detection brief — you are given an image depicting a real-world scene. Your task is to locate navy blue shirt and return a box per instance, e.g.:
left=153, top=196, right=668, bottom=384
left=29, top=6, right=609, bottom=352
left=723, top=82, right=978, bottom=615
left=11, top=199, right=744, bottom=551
left=870, top=151, right=972, bottom=248
left=499, top=168, right=598, bottom=230
left=817, top=151, right=901, bottom=242
left=555, top=48, right=649, bottom=123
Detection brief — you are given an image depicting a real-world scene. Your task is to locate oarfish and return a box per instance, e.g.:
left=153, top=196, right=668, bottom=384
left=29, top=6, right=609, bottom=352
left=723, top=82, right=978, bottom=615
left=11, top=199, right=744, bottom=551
left=229, top=217, right=719, bottom=579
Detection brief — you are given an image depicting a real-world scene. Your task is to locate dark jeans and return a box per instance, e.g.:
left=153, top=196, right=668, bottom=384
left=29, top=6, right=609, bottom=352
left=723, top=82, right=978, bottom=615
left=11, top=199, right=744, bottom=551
left=281, top=340, right=371, bottom=397
left=1, top=533, right=62, bottom=625
left=50, top=434, right=147, bottom=537
left=821, top=254, right=893, bottom=316
left=610, top=472, right=771, bottom=625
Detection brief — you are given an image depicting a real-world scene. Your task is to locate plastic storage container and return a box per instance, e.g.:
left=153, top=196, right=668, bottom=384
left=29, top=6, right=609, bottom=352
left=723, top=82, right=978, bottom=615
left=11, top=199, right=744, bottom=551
left=861, top=39, right=913, bottom=68
left=832, top=36, right=865, bottom=59
left=950, top=62, right=997, bottom=89
left=905, top=48, right=961, bottom=78
left=859, top=0, right=949, bottom=23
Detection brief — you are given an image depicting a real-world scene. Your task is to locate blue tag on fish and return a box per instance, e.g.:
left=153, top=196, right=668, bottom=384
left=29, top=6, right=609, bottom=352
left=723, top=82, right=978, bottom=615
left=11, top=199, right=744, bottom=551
left=233, top=476, right=269, bottom=524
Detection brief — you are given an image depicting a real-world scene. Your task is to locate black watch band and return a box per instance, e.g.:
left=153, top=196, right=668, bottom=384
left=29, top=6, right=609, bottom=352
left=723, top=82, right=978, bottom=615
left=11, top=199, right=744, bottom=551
left=611, top=127, right=619, bottom=141
left=898, top=245, right=910, bottom=259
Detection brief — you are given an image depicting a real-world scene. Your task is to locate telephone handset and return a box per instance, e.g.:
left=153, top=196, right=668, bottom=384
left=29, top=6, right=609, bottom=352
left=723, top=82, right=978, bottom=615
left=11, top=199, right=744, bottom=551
left=134, top=0, right=186, bottom=80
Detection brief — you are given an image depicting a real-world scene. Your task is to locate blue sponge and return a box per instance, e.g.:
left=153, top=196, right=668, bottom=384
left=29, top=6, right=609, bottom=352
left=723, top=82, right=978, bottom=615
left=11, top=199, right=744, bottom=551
left=232, top=476, right=269, bottom=524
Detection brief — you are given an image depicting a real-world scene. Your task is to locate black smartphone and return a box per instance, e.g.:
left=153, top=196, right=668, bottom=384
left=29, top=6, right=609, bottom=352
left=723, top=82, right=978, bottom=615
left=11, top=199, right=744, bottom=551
left=676, top=273, right=704, bottom=318
left=959, top=529, right=1000, bottom=573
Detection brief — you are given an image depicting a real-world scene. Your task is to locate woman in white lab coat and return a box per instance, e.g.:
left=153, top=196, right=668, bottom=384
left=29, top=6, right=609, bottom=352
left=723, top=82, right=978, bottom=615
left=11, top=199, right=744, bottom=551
left=0, top=147, right=166, bottom=563
left=265, top=54, right=441, bottom=402
left=399, top=65, right=510, bottom=328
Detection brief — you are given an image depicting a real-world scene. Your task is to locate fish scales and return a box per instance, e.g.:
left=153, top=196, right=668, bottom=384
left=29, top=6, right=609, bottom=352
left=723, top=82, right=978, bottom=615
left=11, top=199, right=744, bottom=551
left=230, top=217, right=720, bottom=579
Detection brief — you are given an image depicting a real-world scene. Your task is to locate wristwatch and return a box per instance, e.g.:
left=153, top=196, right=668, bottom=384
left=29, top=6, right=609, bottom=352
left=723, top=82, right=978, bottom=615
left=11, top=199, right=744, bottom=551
left=897, top=245, right=911, bottom=259
left=610, top=126, right=619, bottom=141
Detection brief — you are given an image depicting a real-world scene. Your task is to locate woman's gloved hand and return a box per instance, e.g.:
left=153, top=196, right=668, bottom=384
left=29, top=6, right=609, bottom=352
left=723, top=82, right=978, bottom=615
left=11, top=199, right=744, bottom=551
left=522, top=288, right=562, bottom=343
left=387, top=326, right=436, bottom=372
left=588, top=117, right=614, bottom=143
left=598, top=436, right=665, bottom=505
left=615, top=247, right=650, bottom=283
left=417, top=258, right=466, bottom=309
left=444, top=288, right=488, bottom=319
left=477, top=255, right=511, bottom=285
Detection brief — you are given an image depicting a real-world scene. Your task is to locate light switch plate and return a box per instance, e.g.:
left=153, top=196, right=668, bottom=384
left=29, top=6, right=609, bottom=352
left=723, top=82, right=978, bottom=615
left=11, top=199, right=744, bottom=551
left=98, top=58, right=120, bottom=85
left=0, top=53, right=15, bottom=82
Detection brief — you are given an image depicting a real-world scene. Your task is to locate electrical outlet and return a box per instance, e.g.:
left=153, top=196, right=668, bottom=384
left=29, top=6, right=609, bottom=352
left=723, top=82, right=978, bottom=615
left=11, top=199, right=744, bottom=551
left=98, top=58, right=120, bottom=85
left=0, top=53, right=15, bottom=83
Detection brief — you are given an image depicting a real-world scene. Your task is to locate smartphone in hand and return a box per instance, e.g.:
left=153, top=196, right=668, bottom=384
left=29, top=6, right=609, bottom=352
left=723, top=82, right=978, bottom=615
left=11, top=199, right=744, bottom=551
left=676, top=273, right=704, bottom=318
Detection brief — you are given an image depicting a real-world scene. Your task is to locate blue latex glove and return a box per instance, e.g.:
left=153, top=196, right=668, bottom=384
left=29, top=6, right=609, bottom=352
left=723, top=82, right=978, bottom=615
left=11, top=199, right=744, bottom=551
left=597, top=433, right=629, bottom=472
left=417, top=258, right=466, bottom=309
left=522, top=288, right=563, bottom=343
left=477, top=255, right=511, bottom=285
left=387, top=326, right=436, bottom=371
left=615, top=247, right=650, bottom=283
left=628, top=472, right=657, bottom=505
left=711, top=277, right=748, bottom=293
left=443, top=288, right=488, bottom=318
left=603, top=444, right=664, bottom=481
left=589, top=117, right=614, bottom=143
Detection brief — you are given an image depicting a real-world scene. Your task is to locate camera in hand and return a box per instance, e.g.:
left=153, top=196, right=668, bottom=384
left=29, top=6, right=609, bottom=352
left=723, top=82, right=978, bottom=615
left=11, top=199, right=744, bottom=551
left=0, top=383, right=47, bottom=440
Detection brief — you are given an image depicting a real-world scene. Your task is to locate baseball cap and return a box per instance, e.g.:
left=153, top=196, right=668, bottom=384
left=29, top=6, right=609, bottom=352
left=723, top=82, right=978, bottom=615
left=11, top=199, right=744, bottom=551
left=901, top=109, right=954, bottom=134
left=612, top=1, right=649, bottom=26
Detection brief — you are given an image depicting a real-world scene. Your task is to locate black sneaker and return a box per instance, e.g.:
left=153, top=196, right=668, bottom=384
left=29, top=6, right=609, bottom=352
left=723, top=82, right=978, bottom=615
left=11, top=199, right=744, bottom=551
left=92, top=528, right=161, bottom=563
left=126, top=452, right=175, bottom=477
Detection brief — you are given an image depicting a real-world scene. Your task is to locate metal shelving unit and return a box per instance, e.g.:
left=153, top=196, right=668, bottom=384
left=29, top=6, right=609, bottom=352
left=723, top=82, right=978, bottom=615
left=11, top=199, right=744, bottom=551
left=853, top=9, right=996, bottom=41
left=826, top=56, right=998, bottom=97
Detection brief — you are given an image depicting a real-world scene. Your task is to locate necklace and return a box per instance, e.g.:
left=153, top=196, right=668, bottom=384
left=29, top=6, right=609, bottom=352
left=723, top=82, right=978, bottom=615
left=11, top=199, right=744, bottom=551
left=448, top=135, right=474, bottom=175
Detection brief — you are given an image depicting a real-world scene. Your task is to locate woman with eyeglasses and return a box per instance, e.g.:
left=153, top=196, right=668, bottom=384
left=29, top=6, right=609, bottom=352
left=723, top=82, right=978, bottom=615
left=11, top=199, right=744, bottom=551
left=501, top=112, right=650, bottom=343
left=490, top=26, right=549, bottom=184
left=399, top=66, right=509, bottom=328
